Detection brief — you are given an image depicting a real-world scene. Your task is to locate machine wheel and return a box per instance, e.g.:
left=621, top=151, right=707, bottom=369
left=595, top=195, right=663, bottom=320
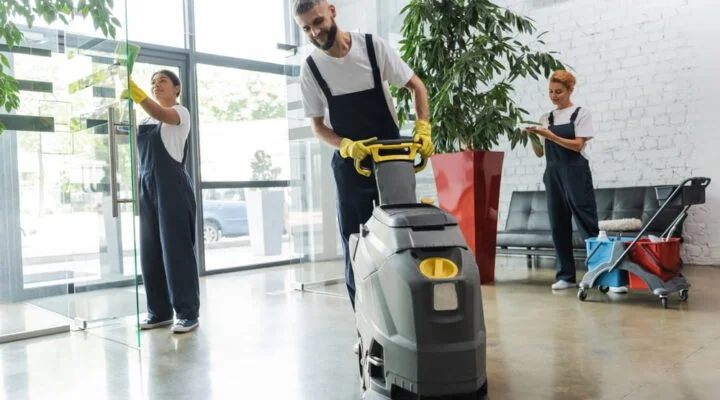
left=661, top=297, right=669, bottom=309
left=679, top=290, right=689, bottom=302
left=479, top=379, right=489, bottom=396
left=599, top=286, right=609, bottom=294
left=355, top=335, right=366, bottom=392
left=577, top=289, right=587, bottom=301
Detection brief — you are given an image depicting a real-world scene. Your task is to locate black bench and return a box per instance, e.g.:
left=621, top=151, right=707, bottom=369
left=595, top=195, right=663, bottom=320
left=497, top=185, right=685, bottom=267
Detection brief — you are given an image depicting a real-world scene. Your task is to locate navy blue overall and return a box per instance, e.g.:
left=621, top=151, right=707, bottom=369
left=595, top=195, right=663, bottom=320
left=137, top=119, right=200, bottom=321
left=543, top=107, right=599, bottom=283
left=306, top=34, right=400, bottom=310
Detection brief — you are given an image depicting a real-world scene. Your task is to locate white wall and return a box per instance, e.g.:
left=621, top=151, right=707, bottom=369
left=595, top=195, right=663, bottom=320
left=491, top=0, right=720, bottom=265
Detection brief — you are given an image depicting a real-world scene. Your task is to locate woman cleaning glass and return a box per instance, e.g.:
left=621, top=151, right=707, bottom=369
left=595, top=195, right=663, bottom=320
left=122, top=70, right=200, bottom=333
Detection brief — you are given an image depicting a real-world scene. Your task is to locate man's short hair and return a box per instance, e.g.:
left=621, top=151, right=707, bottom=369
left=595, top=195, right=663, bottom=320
left=293, top=0, right=323, bottom=15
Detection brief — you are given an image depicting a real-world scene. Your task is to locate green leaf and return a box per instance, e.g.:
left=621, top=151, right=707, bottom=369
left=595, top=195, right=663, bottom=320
left=390, top=0, right=564, bottom=152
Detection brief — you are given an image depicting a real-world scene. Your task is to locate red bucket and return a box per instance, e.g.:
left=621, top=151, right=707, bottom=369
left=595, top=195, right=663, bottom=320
left=627, top=238, right=682, bottom=288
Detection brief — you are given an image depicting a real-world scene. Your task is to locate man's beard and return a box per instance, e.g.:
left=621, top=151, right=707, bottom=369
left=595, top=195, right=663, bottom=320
left=312, top=21, right=338, bottom=50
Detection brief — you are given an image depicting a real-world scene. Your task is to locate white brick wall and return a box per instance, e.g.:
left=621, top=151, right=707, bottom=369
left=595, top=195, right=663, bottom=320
left=492, top=0, right=720, bottom=265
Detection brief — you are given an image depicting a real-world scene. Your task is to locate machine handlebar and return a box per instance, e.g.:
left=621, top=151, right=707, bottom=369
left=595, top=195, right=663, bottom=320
left=354, top=138, right=428, bottom=177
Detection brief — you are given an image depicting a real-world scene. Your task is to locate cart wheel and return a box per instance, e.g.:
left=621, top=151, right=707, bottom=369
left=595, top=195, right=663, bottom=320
left=679, top=290, right=689, bottom=302
left=661, top=297, right=668, bottom=309
left=599, top=286, right=609, bottom=294
left=578, top=289, right=587, bottom=301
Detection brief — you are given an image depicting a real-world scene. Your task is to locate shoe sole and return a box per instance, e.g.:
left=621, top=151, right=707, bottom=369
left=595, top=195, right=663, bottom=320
left=172, top=323, right=199, bottom=334
left=140, top=320, right=173, bottom=330
left=551, top=285, right=577, bottom=290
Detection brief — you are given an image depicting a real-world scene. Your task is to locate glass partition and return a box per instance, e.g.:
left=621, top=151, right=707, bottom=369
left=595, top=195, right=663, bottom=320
left=0, top=9, right=142, bottom=347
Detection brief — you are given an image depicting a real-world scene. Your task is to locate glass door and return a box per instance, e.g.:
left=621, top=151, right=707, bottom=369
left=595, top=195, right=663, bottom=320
left=55, top=35, right=142, bottom=347
left=1, top=25, right=143, bottom=347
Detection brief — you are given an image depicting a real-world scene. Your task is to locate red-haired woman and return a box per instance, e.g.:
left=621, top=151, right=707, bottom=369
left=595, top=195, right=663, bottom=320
left=525, top=70, right=599, bottom=291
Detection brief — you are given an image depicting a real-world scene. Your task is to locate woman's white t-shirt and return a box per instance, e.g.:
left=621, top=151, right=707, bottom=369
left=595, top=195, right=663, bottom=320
left=538, top=105, right=595, bottom=160
left=141, top=104, right=191, bottom=163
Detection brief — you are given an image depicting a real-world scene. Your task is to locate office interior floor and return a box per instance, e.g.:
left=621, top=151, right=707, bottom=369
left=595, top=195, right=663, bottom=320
left=1, top=256, right=719, bottom=400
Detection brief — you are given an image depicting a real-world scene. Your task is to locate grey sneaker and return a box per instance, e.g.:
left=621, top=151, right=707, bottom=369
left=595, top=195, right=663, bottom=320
left=172, top=319, right=199, bottom=333
left=551, top=280, right=577, bottom=290
left=610, top=286, right=628, bottom=294
left=140, top=316, right=173, bottom=330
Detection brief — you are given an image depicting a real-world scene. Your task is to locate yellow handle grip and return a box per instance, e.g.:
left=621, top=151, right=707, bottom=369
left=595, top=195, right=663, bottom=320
left=414, top=154, right=428, bottom=173
left=354, top=158, right=372, bottom=177
left=352, top=140, right=428, bottom=176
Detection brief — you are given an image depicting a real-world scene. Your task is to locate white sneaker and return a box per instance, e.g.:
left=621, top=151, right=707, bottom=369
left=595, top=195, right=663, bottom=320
left=171, top=318, right=199, bottom=333
left=610, top=286, right=628, bottom=294
left=139, top=316, right=173, bottom=330
left=551, top=280, right=577, bottom=290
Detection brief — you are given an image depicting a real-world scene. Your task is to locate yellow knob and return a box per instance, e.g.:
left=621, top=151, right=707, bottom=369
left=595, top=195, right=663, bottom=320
left=419, top=258, right=459, bottom=279
left=420, top=197, right=435, bottom=205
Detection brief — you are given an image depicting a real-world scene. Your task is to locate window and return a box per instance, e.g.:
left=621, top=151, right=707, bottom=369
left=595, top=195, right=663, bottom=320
left=195, top=0, right=287, bottom=63
left=11, top=0, right=186, bottom=49
left=197, top=64, right=289, bottom=182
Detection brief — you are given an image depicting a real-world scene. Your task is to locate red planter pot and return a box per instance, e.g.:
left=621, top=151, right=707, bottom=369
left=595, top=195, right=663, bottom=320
left=431, top=151, right=505, bottom=284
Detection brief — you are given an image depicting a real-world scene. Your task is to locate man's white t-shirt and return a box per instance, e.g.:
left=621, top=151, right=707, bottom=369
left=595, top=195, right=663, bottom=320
left=300, top=32, right=414, bottom=130
left=538, top=105, right=595, bottom=160
left=141, top=104, right=191, bottom=163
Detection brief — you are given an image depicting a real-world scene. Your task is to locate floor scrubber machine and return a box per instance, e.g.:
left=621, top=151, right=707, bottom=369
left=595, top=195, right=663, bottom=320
left=348, top=138, right=488, bottom=399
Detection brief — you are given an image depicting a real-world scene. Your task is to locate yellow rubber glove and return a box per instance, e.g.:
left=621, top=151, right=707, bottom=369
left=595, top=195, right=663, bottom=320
left=119, top=79, right=148, bottom=104
left=339, top=137, right=377, bottom=161
left=414, top=119, right=434, bottom=157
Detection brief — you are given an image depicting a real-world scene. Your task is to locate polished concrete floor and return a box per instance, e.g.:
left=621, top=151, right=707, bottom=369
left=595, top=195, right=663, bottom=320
left=1, top=256, right=719, bottom=400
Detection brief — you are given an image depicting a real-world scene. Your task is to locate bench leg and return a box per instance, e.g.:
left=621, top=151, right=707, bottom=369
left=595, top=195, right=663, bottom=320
left=526, top=248, right=533, bottom=269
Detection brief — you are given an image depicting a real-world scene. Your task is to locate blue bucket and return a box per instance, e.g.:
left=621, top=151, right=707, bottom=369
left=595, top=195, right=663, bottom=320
left=585, top=237, right=631, bottom=287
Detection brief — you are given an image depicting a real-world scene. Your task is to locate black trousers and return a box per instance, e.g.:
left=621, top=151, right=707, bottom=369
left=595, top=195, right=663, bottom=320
left=332, top=154, right=378, bottom=310
left=543, top=164, right=599, bottom=283
left=139, top=173, right=200, bottom=321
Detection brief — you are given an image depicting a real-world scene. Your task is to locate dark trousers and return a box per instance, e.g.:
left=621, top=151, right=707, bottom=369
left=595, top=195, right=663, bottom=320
left=336, top=187, right=377, bottom=310
left=139, top=175, right=200, bottom=321
left=544, top=165, right=599, bottom=283
left=333, top=154, right=378, bottom=310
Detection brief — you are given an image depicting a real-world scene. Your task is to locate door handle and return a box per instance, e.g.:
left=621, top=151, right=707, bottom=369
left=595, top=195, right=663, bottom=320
left=108, top=106, right=120, bottom=218
left=108, top=106, right=139, bottom=218
left=129, top=109, right=139, bottom=217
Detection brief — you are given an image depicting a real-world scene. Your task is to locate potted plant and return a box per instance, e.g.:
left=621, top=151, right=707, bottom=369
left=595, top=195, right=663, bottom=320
left=394, top=0, right=564, bottom=283
left=245, top=150, right=285, bottom=256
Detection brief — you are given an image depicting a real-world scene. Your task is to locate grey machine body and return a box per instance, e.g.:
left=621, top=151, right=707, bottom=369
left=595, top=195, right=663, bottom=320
left=349, top=151, right=488, bottom=399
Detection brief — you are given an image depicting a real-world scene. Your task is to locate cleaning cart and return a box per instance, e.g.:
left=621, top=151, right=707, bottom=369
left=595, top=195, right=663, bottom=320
left=578, top=177, right=711, bottom=308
